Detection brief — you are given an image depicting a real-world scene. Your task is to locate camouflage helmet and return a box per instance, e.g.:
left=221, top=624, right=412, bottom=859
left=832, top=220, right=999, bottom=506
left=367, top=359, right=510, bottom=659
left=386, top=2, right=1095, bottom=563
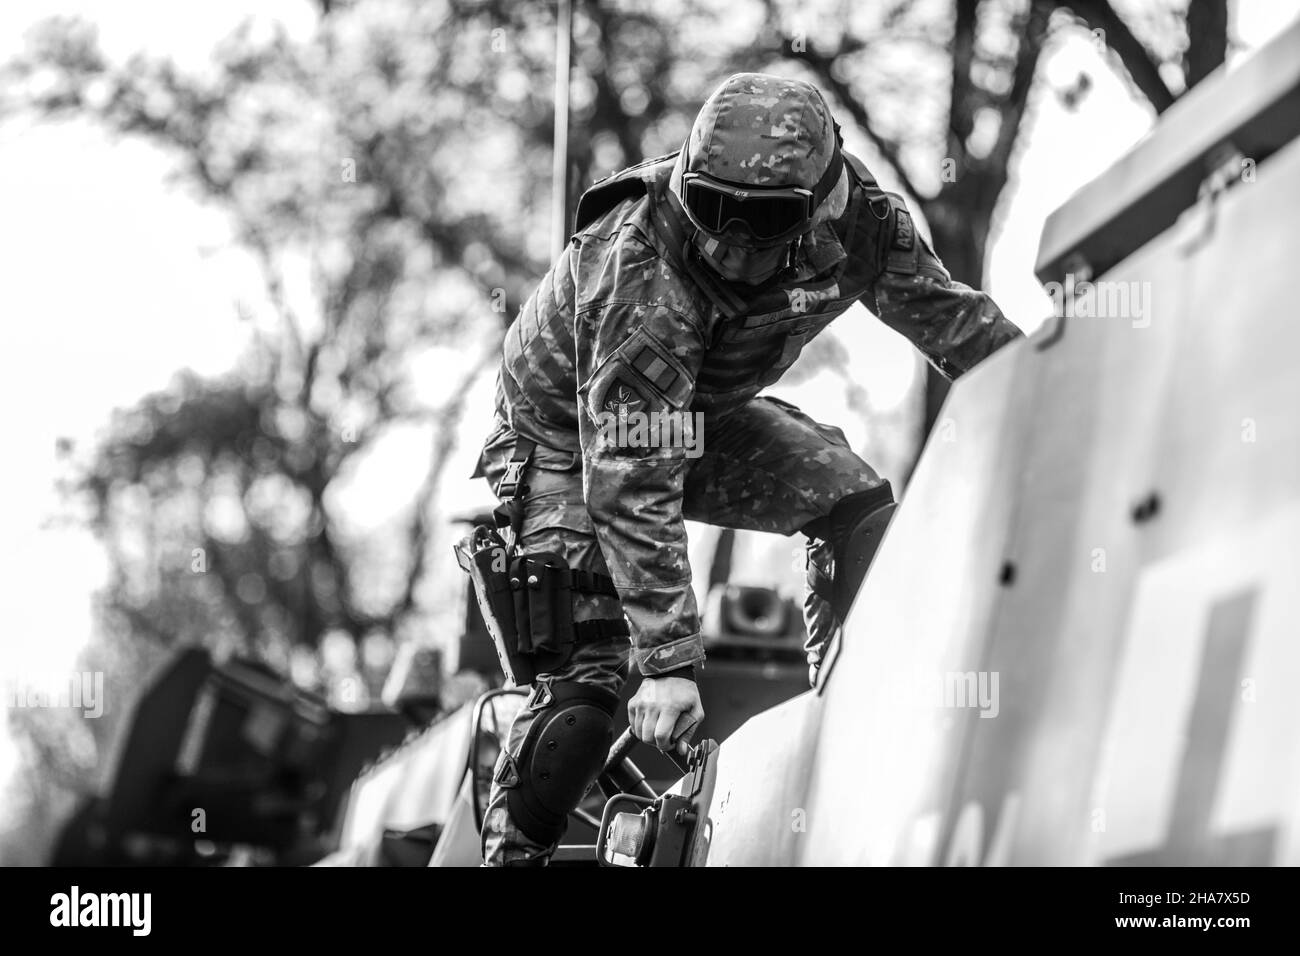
left=685, top=72, right=842, bottom=191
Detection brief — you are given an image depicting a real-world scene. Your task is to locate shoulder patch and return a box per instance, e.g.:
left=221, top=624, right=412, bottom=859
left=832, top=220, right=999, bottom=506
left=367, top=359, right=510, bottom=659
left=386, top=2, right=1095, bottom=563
left=892, top=207, right=915, bottom=251
left=630, top=342, right=683, bottom=396
left=883, top=193, right=919, bottom=276
left=583, top=325, right=693, bottom=427
left=602, top=377, right=648, bottom=418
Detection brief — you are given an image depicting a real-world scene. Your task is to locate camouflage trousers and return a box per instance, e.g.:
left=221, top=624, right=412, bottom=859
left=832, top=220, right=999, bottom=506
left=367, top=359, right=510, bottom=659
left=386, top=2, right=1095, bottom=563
left=478, top=395, right=885, bottom=865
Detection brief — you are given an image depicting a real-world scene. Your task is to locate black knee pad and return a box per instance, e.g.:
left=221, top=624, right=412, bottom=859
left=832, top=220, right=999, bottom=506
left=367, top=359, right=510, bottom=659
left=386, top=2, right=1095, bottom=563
left=494, top=679, right=617, bottom=847
left=802, top=484, right=896, bottom=623
left=829, top=489, right=895, bottom=621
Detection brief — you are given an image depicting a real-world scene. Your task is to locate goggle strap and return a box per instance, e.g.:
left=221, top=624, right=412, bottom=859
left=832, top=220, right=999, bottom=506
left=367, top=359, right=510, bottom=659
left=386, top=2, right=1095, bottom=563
left=811, top=121, right=843, bottom=207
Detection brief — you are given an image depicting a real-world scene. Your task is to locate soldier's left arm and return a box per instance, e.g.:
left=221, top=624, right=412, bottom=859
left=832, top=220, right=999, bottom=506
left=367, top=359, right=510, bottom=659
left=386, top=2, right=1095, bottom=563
left=860, top=193, right=1023, bottom=379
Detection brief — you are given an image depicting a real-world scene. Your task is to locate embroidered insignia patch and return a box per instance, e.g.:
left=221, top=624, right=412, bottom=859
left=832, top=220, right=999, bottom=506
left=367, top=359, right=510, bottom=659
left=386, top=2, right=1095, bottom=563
left=603, top=377, right=646, bottom=418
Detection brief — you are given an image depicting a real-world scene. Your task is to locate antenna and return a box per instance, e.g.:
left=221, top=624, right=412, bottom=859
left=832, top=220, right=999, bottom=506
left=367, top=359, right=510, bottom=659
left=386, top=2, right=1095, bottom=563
left=550, top=0, right=573, bottom=263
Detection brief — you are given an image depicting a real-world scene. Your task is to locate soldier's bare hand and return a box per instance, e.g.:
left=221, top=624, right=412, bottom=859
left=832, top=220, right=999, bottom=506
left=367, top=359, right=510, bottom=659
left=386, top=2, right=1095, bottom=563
left=629, top=676, right=704, bottom=753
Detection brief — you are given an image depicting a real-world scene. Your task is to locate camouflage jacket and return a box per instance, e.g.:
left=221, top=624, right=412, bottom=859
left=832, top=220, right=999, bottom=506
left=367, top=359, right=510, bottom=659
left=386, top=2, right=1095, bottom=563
left=491, top=150, right=1022, bottom=676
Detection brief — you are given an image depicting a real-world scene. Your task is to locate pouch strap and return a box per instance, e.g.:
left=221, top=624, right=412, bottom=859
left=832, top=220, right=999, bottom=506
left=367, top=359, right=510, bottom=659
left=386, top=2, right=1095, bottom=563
left=493, top=437, right=537, bottom=542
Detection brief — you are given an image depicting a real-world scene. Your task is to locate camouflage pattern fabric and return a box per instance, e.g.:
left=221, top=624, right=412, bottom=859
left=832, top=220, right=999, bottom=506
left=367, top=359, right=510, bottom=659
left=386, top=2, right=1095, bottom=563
left=478, top=395, right=883, bottom=864
left=477, top=72, right=1022, bottom=864
left=490, top=73, right=1019, bottom=680
left=684, top=72, right=838, bottom=190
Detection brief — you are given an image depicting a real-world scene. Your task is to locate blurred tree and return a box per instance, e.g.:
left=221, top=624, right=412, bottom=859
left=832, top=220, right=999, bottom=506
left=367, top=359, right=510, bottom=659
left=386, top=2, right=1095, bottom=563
left=0, top=2, right=737, bottom=859
left=5, top=6, right=557, bottom=675
left=0, top=0, right=1230, bottom=860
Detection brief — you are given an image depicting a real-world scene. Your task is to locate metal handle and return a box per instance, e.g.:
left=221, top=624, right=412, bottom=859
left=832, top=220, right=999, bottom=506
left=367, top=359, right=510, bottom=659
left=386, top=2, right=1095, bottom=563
left=603, top=727, right=638, bottom=776
left=603, top=726, right=691, bottom=777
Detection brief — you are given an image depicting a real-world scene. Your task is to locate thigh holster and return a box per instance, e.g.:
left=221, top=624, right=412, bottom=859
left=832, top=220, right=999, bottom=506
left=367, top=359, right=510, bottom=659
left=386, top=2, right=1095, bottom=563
left=456, top=534, right=629, bottom=686
left=494, top=680, right=618, bottom=846
left=456, top=436, right=628, bottom=686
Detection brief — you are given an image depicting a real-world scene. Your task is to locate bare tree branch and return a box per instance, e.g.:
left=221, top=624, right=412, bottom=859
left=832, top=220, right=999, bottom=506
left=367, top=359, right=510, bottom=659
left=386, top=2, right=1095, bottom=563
left=782, top=40, right=924, bottom=201
left=1067, top=0, right=1177, bottom=112
left=392, top=342, right=501, bottom=618
left=1185, top=0, right=1229, bottom=88
left=981, top=0, right=1053, bottom=209
left=947, top=0, right=979, bottom=167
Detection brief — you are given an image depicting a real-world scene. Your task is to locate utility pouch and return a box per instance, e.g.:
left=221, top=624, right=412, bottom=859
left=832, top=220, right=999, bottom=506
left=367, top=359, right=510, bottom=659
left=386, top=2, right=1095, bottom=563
left=509, top=551, right=577, bottom=663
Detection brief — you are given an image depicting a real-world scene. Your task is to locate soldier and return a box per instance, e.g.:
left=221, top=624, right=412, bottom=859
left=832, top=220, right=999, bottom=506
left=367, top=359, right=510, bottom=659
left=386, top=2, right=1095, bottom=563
left=472, top=72, right=1022, bottom=865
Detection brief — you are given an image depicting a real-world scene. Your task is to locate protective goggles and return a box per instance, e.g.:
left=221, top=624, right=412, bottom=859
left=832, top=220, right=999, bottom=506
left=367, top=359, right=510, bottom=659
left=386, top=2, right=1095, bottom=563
left=680, top=125, right=843, bottom=248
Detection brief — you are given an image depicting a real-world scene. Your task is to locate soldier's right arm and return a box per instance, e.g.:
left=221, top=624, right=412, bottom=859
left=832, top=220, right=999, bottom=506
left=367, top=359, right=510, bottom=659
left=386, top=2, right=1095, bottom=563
left=574, top=296, right=709, bottom=678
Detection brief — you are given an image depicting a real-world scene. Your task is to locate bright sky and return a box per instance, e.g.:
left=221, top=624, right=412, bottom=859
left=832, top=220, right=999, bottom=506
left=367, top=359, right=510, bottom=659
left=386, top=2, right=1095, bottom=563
left=1, top=0, right=1297, bottom=819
